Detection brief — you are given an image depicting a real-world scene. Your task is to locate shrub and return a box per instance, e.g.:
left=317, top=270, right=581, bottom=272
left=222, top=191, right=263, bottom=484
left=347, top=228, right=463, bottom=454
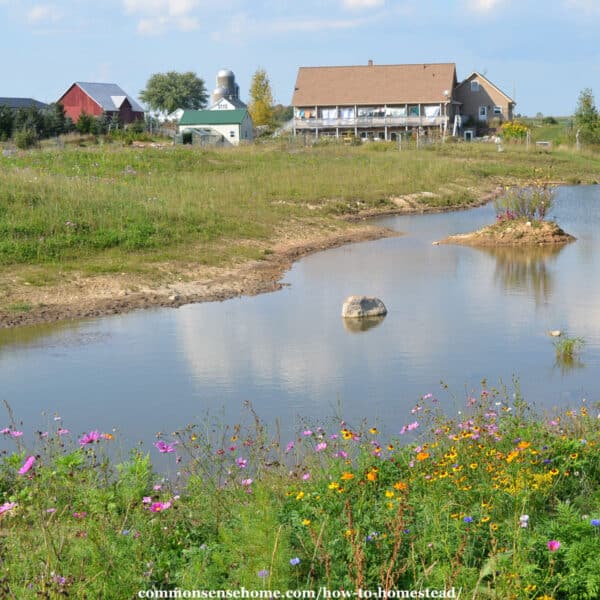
left=494, top=184, right=555, bottom=221
left=13, top=128, right=38, bottom=149
left=501, top=121, right=529, bottom=141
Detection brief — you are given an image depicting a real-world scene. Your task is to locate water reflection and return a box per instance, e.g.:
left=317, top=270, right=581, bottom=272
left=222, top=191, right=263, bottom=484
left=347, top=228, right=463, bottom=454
left=342, top=316, right=386, bottom=333
left=476, top=245, right=566, bottom=304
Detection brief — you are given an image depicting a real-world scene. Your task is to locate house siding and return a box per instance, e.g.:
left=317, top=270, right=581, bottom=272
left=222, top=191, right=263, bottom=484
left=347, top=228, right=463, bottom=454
left=454, top=74, right=514, bottom=125
left=59, top=85, right=103, bottom=122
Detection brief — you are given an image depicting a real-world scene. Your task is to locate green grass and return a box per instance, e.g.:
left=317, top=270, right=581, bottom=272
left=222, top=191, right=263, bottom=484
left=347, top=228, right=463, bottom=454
left=1, top=140, right=600, bottom=286
left=1, top=384, right=600, bottom=597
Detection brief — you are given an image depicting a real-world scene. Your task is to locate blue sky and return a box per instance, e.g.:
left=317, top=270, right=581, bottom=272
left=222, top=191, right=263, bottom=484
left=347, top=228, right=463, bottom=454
left=1, top=0, right=599, bottom=116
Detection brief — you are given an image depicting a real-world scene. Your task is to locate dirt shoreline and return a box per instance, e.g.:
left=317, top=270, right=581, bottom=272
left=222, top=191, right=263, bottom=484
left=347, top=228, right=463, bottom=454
left=0, top=188, right=501, bottom=329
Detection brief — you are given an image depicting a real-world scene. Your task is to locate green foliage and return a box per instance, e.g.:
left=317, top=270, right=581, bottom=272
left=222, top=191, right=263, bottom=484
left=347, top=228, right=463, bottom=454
left=139, top=71, right=208, bottom=114
left=494, top=184, right=555, bottom=221
left=0, top=104, right=14, bottom=139
left=248, top=68, right=275, bottom=127
left=13, top=128, right=38, bottom=149
left=554, top=336, right=585, bottom=361
left=76, top=112, right=96, bottom=135
left=501, top=120, right=529, bottom=141
left=574, top=88, right=600, bottom=144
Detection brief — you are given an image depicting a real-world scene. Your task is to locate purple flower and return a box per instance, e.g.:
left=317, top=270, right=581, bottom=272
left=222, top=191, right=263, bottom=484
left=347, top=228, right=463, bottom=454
left=0, top=427, right=10, bottom=434
left=57, top=428, right=70, bottom=436
left=302, top=472, right=310, bottom=480
left=463, top=516, right=473, bottom=523
left=149, top=501, right=171, bottom=512
left=236, top=457, right=248, bottom=469
left=290, top=557, right=300, bottom=566
left=142, top=497, right=152, bottom=504
left=547, top=540, right=560, bottom=552
left=18, top=455, right=35, bottom=475
left=241, top=478, right=253, bottom=486
left=315, top=442, right=327, bottom=452
left=79, top=430, right=100, bottom=446
left=302, top=430, right=312, bottom=436
left=10, top=431, right=23, bottom=438
left=366, top=532, right=379, bottom=542
left=0, top=502, right=17, bottom=515
left=285, top=441, right=294, bottom=453
left=591, top=519, right=600, bottom=527
left=154, top=440, right=176, bottom=453
left=46, top=508, right=56, bottom=514
left=258, top=570, right=269, bottom=578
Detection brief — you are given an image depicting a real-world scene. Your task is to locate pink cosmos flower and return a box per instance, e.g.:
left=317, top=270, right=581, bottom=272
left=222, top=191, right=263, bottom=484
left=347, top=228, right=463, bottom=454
left=285, top=441, right=294, bottom=453
left=18, top=456, right=35, bottom=475
left=302, top=473, right=310, bottom=480
left=79, top=430, right=100, bottom=446
left=315, top=442, right=327, bottom=452
left=46, top=508, right=57, bottom=514
left=150, top=501, right=171, bottom=512
left=10, top=431, right=23, bottom=438
left=0, top=502, right=17, bottom=515
left=154, top=440, right=176, bottom=453
left=57, top=428, right=70, bottom=436
left=547, top=540, right=561, bottom=552
left=302, top=430, right=313, bottom=436
left=153, top=485, right=162, bottom=491
left=0, top=427, right=10, bottom=434
left=142, top=496, right=152, bottom=504
left=241, top=478, right=253, bottom=486
left=235, top=457, right=248, bottom=468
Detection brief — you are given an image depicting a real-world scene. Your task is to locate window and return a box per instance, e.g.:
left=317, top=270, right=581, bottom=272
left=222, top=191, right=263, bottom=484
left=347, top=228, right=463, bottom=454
left=479, top=106, right=487, bottom=119
left=493, top=106, right=502, bottom=116
left=471, top=81, right=480, bottom=92
left=408, top=105, right=420, bottom=117
left=229, top=131, right=235, bottom=138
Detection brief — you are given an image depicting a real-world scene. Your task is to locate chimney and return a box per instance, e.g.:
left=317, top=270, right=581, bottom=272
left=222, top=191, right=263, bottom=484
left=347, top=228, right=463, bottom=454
left=368, top=59, right=373, bottom=66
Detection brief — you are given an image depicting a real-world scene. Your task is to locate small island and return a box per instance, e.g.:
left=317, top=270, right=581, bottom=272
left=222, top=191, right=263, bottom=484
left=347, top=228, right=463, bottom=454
left=439, top=184, right=576, bottom=247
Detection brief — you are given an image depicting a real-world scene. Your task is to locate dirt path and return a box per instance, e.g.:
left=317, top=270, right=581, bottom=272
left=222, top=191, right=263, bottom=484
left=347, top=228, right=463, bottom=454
left=0, top=188, right=501, bottom=329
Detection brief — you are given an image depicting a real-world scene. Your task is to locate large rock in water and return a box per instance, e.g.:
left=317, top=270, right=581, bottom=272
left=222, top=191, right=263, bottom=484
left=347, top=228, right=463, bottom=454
left=341, top=296, right=387, bottom=318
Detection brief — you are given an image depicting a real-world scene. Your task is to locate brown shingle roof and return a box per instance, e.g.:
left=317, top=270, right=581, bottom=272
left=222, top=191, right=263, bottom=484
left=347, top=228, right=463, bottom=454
left=292, top=63, right=457, bottom=107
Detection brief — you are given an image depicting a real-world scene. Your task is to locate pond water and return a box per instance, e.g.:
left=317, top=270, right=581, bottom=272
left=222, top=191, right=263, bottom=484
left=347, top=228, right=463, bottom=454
left=1, top=185, right=599, bottom=448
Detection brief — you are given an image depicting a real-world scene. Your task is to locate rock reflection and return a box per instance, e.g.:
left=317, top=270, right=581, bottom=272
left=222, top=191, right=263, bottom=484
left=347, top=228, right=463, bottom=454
left=477, top=245, right=566, bottom=304
left=342, top=315, right=386, bottom=333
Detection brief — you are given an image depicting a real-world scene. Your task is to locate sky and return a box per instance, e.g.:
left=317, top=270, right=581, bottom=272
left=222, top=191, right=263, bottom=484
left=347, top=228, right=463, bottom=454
left=1, top=0, right=600, bottom=116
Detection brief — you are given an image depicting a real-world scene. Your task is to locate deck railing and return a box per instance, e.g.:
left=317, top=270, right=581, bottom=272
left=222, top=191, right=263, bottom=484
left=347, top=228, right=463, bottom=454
left=293, top=116, right=448, bottom=129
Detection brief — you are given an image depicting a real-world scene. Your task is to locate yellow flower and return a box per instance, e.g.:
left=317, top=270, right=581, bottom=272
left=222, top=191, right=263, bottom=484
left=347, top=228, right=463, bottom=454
left=341, top=472, right=354, bottom=480
left=490, top=523, right=499, bottom=531
left=469, top=463, right=478, bottom=470
left=570, top=453, right=579, bottom=460
left=480, top=516, right=490, bottom=523
left=369, top=427, right=379, bottom=435
left=517, top=441, right=530, bottom=450
left=366, top=471, right=377, bottom=482
left=387, top=502, right=394, bottom=510
left=296, top=491, right=304, bottom=500
left=328, top=482, right=340, bottom=490
left=387, top=444, right=395, bottom=451
left=190, top=434, right=197, bottom=441
left=439, top=471, right=449, bottom=479
left=385, top=490, right=395, bottom=498
left=345, top=529, right=354, bottom=537
left=549, top=468, right=559, bottom=476
left=341, top=429, right=353, bottom=440
left=393, top=481, right=407, bottom=491
left=416, top=452, right=430, bottom=462
left=302, top=519, right=311, bottom=526
left=230, top=435, right=238, bottom=442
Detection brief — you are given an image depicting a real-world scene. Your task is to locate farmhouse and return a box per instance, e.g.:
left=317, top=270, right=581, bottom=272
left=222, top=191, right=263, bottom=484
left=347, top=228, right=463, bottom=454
left=0, top=97, right=49, bottom=111
left=57, top=82, right=144, bottom=125
left=291, top=61, right=515, bottom=140
left=178, top=109, right=254, bottom=146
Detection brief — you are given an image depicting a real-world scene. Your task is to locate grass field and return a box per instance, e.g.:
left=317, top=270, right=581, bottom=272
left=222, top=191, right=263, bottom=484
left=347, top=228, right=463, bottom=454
left=1, top=138, right=600, bottom=316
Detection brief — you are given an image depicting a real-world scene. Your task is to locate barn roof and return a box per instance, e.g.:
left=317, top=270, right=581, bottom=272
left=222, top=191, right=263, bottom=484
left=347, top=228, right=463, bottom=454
left=292, top=63, right=457, bottom=106
left=179, top=109, right=249, bottom=126
left=67, top=83, right=145, bottom=113
left=0, top=97, right=49, bottom=110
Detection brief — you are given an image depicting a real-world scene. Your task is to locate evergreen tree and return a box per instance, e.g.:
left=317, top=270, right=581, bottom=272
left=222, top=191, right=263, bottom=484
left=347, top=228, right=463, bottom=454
left=248, top=68, right=275, bottom=127
left=0, top=104, right=14, bottom=140
left=574, top=88, right=600, bottom=143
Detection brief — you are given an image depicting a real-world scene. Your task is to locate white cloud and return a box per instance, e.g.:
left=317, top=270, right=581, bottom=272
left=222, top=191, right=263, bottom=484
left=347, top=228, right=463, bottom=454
left=342, top=0, right=385, bottom=9
left=467, top=0, right=503, bottom=12
left=27, top=4, right=61, bottom=23
left=123, top=0, right=200, bottom=34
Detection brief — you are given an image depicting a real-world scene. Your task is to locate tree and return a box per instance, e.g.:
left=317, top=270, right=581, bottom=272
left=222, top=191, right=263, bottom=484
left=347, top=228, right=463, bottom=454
left=574, top=88, right=600, bottom=143
left=139, top=71, right=207, bottom=115
left=0, top=104, right=14, bottom=140
left=248, top=68, right=274, bottom=127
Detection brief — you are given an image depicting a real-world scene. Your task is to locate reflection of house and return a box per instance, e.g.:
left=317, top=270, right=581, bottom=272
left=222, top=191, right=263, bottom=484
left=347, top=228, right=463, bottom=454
left=0, top=97, right=49, bottom=111
left=291, top=61, right=515, bottom=140
left=178, top=109, right=253, bottom=145
left=58, top=82, right=145, bottom=124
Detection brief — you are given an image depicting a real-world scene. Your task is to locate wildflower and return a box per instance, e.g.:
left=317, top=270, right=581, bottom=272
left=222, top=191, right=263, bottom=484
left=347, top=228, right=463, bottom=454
left=154, top=440, right=176, bottom=453
left=235, top=457, right=248, bottom=468
left=0, top=427, right=9, bottom=434
left=302, top=472, right=310, bottom=480
left=407, top=421, right=419, bottom=431
left=570, top=453, right=579, bottom=460
left=590, top=519, right=600, bottom=527
left=302, top=430, right=312, bottom=436
left=57, top=428, right=70, bottom=436
left=150, top=501, right=171, bottom=512
left=341, top=429, right=353, bottom=440
left=79, top=430, right=100, bottom=446
left=10, top=431, right=23, bottom=438
left=18, top=456, right=36, bottom=475
left=369, top=427, right=379, bottom=435
left=519, top=515, right=529, bottom=528
left=315, top=442, right=327, bottom=452
left=290, top=557, right=301, bottom=566
left=366, top=471, right=377, bottom=482
left=387, top=444, right=395, bottom=451
left=72, top=512, right=87, bottom=519
left=480, top=516, right=490, bottom=523
left=101, top=433, right=113, bottom=440
left=296, top=491, right=304, bottom=500
left=341, top=472, right=354, bottom=480
left=0, top=502, right=17, bottom=515
left=328, top=482, right=340, bottom=490
left=285, top=441, right=294, bottom=453
left=491, top=523, right=499, bottom=531
left=46, top=508, right=56, bottom=514
left=241, top=478, right=253, bottom=487
left=393, top=481, right=408, bottom=491
left=258, top=570, right=269, bottom=578
left=463, top=516, right=473, bottom=523
left=547, top=540, right=560, bottom=551
left=302, top=519, right=311, bottom=526
left=366, top=532, right=379, bottom=542
left=416, top=452, right=430, bottom=461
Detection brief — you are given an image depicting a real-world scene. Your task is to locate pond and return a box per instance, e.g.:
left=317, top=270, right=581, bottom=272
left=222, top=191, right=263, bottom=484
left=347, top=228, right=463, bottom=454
left=1, top=185, right=599, bottom=449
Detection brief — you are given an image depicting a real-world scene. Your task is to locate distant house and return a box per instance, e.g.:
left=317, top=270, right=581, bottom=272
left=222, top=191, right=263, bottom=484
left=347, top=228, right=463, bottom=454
left=453, top=72, right=515, bottom=127
left=57, top=82, right=145, bottom=125
left=0, top=97, right=49, bottom=111
left=178, top=109, right=253, bottom=145
left=291, top=61, right=515, bottom=140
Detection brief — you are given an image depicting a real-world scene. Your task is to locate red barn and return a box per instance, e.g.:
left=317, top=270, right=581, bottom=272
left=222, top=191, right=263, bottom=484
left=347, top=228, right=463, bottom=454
left=58, top=82, right=145, bottom=125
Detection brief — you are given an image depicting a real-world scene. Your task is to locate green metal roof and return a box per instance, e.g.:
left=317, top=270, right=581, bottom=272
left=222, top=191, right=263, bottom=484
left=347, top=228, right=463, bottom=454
left=179, top=109, right=248, bottom=126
